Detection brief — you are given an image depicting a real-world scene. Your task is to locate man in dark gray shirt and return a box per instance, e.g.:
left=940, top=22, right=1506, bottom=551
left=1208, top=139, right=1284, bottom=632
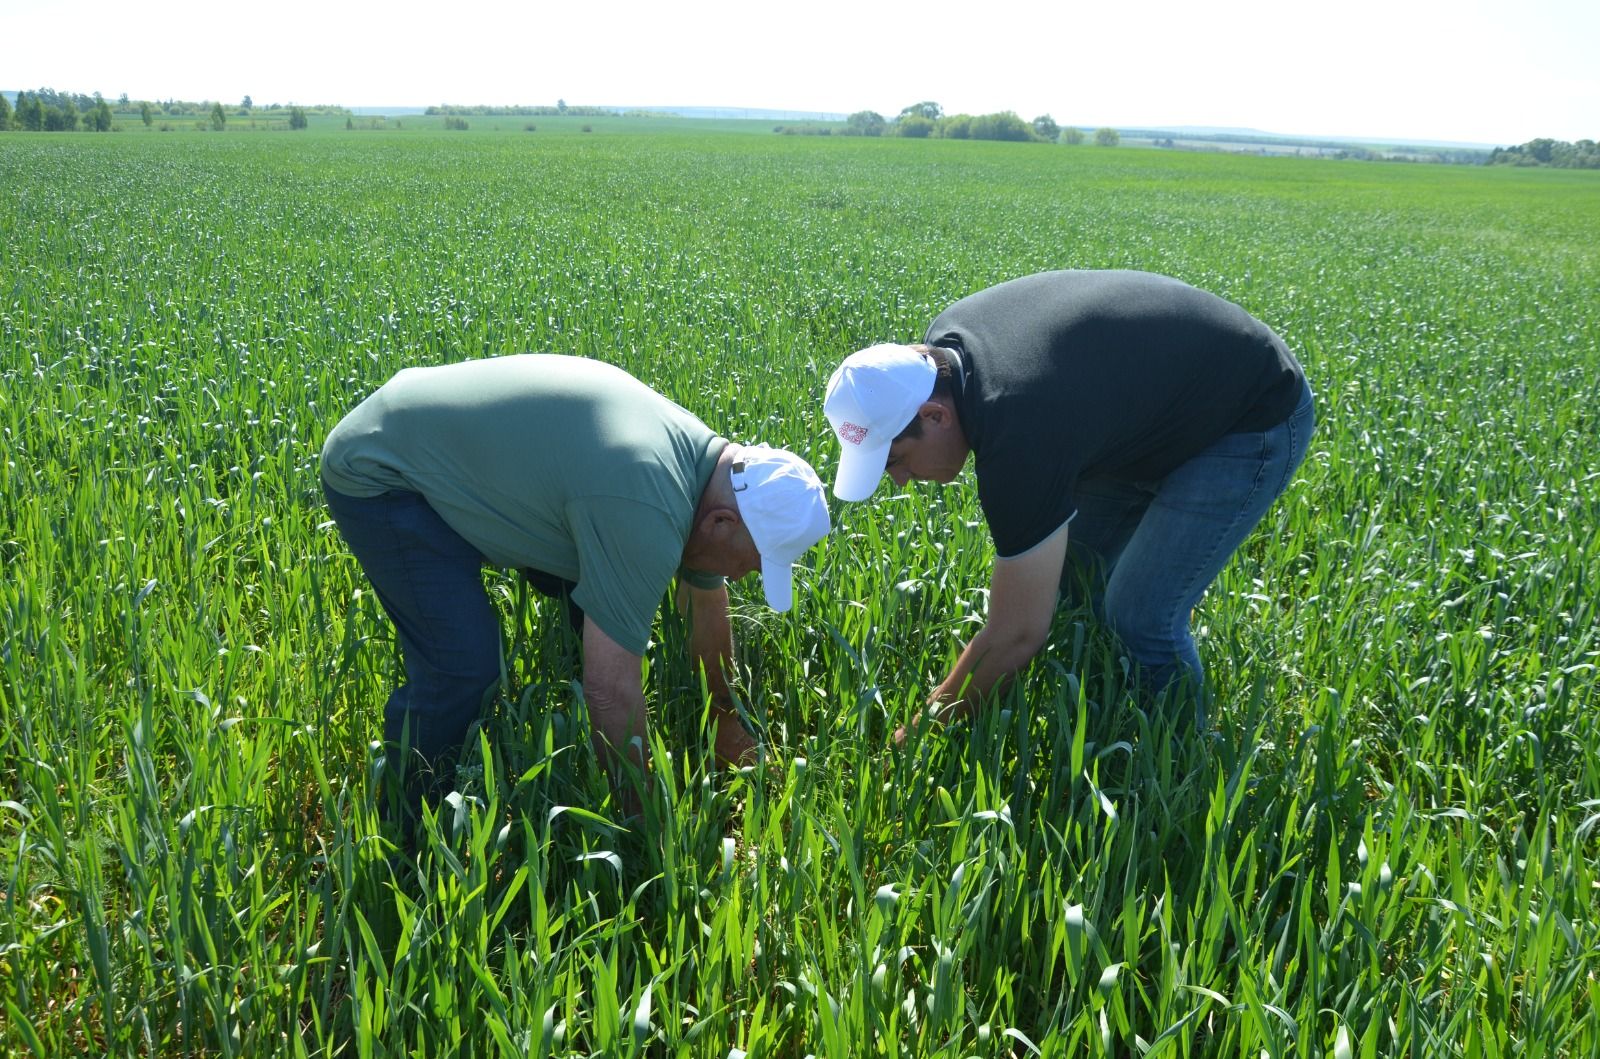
left=825, top=270, right=1314, bottom=738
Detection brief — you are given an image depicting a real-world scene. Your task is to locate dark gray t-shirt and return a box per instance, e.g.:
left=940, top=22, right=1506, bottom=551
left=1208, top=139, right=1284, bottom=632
left=321, top=354, right=725, bottom=655
left=925, top=270, right=1306, bottom=558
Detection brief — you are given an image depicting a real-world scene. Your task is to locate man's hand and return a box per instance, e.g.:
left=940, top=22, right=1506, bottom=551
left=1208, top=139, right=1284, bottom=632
left=710, top=702, right=760, bottom=767
left=892, top=701, right=975, bottom=747
left=899, top=522, right=1070, bottom=746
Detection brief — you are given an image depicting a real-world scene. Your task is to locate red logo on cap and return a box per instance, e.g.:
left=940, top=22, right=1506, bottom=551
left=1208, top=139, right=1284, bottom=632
left=838, top=422, right=868, bottom=445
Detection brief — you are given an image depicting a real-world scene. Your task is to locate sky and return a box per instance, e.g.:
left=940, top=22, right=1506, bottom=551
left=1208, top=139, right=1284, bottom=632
left=3, top=0, right=1595, bottom=146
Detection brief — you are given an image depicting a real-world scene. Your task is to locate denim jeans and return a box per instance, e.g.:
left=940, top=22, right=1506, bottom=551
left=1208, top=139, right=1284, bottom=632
left=1061, top=380, right=1315, bottom=723
left=322, top=483, right=502, bottom=808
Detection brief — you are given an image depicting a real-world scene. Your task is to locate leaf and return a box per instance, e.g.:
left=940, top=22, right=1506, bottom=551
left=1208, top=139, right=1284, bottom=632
left=576, top=851, right=623, bottom=876
left=1002, top=1027, right=1043, bottom=1055
left=1331, top=1023, right=1353, bottom=1059
left=633, top=978, right=654, bottom=1043
left=547, top=804, right=620, bottom=832
left=133, top=579, right=159, bottom=608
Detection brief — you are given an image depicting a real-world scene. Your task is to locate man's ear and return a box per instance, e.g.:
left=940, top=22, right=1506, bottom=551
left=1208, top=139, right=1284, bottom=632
left=921, top=399, right=949, bottom=427
left=698, top=506, right=741, bottom=540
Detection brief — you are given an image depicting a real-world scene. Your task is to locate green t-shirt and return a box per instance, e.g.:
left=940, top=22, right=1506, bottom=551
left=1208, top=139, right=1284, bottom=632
left=321, top=354, right=726, bottom=655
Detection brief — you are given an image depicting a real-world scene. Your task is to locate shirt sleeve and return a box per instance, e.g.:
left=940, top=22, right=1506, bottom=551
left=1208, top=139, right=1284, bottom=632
left=564, top=496, right=686, bottom=656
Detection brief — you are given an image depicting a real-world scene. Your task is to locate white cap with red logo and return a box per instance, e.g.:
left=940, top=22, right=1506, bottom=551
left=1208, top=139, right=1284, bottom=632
left=823, top=343, right=938, bottom=502
left=729, top=445, right=831, bottom=612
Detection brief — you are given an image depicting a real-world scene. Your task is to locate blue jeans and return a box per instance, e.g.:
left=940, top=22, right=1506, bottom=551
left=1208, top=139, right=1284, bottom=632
left=1061, top=380, right=1315, bottom=723
left=322, top=483, right=502, bottom=786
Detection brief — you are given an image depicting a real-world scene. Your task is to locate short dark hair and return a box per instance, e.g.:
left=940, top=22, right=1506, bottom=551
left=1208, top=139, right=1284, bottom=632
left=893, top=345, right=955, bottom=441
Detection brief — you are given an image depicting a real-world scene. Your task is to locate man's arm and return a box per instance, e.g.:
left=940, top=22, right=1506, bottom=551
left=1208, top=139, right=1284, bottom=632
left=677, top=581, right=758, bottom=766
left=678, top=581, right=734, bottom=705
left=581, top=618, right=649, bottom=778
left=895, top=521, right=1070, bottom=744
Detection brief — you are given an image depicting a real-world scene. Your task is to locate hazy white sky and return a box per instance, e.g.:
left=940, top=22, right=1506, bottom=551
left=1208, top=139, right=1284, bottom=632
left=3, top=0, right=1595, bottom=145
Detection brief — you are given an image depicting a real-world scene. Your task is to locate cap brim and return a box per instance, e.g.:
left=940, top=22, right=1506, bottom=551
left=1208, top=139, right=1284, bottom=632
left=833, top=438, right=892, bottom=501
left=760, top=555, right=795, bottom=612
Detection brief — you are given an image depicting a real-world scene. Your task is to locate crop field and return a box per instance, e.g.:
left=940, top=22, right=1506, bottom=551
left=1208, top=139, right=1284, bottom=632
left=1, top=127, right=1597, bottom=1056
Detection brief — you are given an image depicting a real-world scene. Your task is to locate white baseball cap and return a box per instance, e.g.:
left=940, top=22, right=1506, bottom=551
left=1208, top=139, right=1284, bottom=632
left=823, top=343, right=937, bottom=501
left=730, top=444, right=831, bottom=612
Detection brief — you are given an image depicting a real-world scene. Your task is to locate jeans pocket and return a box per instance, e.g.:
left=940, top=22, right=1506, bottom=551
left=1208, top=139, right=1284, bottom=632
left=1202, top=429, right=1269, bottom=462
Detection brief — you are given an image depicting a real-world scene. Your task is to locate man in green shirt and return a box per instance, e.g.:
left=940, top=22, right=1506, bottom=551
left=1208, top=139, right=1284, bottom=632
left=322, top=354, right=830, bottom=817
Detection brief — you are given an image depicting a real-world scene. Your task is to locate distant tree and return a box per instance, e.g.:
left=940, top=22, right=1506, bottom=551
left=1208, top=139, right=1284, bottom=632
left=211, top=101, right=226, bottom=130
left=118, top=92, right=130, bottom=108
left=969, top=111, right=1032, bottom=141
left=1031, top=114, right=1059, bottom=141
left=345, top=116, right=354, bottom=130
left=16, top=92, right=43, bottom=131
left=1061, top=125, right=1085, bottom=145
left=140, top=101, right=154, bottom=126
left=43, top=102, right=78, bottom=131
left=288, top=106, right=308, bottom=130
left=28, top=93, right=48, bottom=131
left=939, top=113, right=973, bottom=139
left=896, top=114, right=935, bottom=138
left=241, top=94, right=252, bottom=110
left=557, top=98, right=568, bottom=114
left=92, top=96, right=113, bottom=131
left=0, top=92, right=11, bottom=131
left=845, top=110, right=886, bottom=136
left=900, top=101, right=942, bottom=120
left=1094, top=126, right=1120, bottom=146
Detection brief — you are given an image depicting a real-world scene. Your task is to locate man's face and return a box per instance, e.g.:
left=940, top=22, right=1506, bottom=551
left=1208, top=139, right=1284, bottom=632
left=884, top=429, right=967, bottom=488
left=718, top=522, right=763, bottom=581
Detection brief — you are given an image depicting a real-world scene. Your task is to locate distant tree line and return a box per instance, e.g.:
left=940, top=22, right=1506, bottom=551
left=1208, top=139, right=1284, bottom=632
left=1, top=88, right=113, bottom=131
left=1487, top=138, right=1600, bottom=169
left=790, top=102, right=1115, bottom=146
left=426, top=100, right=632, bottom=117
left=0, top=88, right=345, bottom=132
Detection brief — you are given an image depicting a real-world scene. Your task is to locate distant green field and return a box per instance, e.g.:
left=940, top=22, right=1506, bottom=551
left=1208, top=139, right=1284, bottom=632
left=1, top=129, right=1596, bottom=1057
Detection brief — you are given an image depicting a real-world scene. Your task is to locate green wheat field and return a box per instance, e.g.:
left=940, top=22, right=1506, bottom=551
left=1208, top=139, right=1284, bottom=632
left=2, top=122, right=1597, bottom=1057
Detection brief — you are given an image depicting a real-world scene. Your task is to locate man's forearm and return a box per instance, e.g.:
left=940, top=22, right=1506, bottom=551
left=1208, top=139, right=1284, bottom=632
left=585, top=684, right=649, bottom=773
left=903, top=529, right=1066, bottom=744
left=683, top=584, right=735, bottom=706
left=929, top=621, right=1046, bottom=722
